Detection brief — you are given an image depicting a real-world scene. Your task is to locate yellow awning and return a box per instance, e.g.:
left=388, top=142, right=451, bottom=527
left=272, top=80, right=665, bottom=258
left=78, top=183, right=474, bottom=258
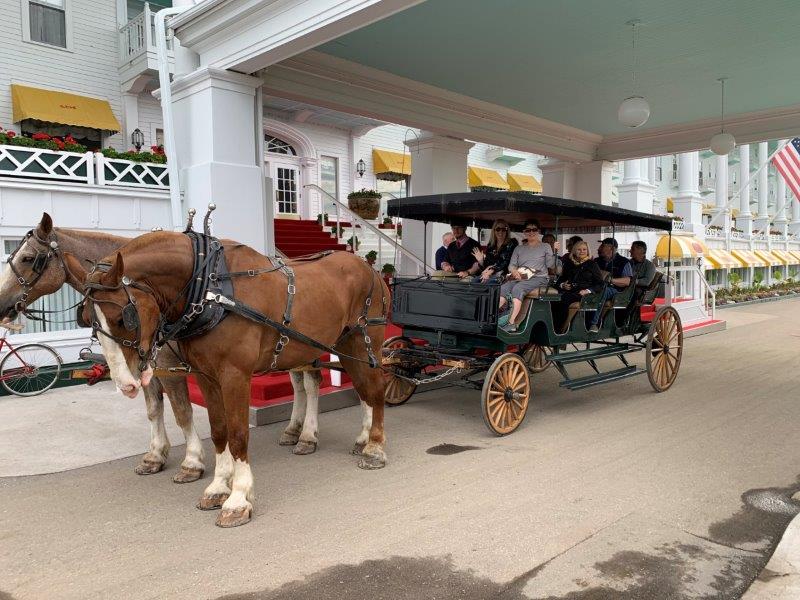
left=372, top=149, right=411, bottom=178
left=789, top=251, right=800, bottom=264
left=754, top=250, right=783, bottom=266
left=666, top=197, right=674, bottom=212
left=770, top=249, right=796, bottom=265
left=655, top=235, right=706, bottom=259
left=507, top=172, right=542, bottom=193
left=11, top=84, right=121, bottom=131
left=468, top=166, right=509, bottom=190
left=731, top=249, right=768, bottom=267
left=704, top=249, right=743, bottom=269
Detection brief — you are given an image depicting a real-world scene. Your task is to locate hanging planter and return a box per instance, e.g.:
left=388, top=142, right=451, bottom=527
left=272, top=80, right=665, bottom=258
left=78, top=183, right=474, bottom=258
left=347, top=188, right=381, bottom=220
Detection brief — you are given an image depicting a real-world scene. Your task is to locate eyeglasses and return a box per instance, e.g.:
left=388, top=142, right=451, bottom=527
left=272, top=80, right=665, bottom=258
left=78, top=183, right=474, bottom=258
left=523, top=228, right=539, bottom=233
left=494, top=227, right=509, bottom=232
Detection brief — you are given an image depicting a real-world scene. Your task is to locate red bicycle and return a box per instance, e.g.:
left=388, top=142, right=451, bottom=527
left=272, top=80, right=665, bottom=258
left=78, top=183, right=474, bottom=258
left=0, top=323, right=62, bottom=396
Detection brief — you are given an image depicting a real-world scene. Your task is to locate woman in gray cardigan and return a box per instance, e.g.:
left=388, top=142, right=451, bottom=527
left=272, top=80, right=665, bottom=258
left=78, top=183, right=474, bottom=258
left=498, top=220, right=554, bottom=332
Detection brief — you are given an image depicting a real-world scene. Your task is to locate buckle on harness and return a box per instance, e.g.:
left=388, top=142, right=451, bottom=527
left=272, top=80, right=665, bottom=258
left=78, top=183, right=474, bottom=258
left=205, top=291, right=235, bottom=307
left=287, top=284, right=296, bottom=295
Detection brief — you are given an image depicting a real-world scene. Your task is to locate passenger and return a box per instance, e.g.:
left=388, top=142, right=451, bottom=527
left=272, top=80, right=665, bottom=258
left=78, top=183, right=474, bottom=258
left=589, top=238, right=633, bottom=332
left=498, top=220, right=554, bottom=332
left=562, top=235, right=583, bottom=264
left=472, top=219, right=518, bottom=283
left=440, top=223, right=480, bottom=278
left=629, top=240, right=656, bottom=288
left=435, top=232, right=455, bottom=271
left=542, top=233, right=562, bottom=276
left=554, top=240, right=606, bottom=334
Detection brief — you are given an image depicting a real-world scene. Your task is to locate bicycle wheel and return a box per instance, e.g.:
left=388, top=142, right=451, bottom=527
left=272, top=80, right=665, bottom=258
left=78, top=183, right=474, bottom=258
left=0, top=343, right=63, bottom=397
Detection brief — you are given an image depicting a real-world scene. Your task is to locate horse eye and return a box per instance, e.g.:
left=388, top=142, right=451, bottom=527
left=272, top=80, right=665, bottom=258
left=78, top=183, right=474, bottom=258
left=116, top=318, right=124, bottom=328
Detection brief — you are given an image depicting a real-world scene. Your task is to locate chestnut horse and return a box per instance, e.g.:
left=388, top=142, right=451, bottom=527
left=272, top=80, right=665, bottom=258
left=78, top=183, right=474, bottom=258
left=66, top=232, right=388, bottom=527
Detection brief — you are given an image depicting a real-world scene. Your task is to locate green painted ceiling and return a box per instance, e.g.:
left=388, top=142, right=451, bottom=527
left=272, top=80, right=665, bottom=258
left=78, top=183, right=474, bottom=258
left=317, top=0, right=800, bottom=135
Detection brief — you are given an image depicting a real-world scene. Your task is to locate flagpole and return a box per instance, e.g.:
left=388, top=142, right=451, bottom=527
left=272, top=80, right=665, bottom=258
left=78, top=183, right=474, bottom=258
left=706, top=139, right=791, bottom=230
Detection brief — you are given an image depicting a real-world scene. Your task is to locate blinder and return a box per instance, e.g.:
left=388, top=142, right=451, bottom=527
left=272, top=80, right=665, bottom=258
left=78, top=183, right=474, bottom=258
left=7, top=230, right=60, bottom=314
left=32, top=251, right=48, bottom=274
left=122, top=302, right=140, bottom=331
left=75, top=301, right=90, bottom=328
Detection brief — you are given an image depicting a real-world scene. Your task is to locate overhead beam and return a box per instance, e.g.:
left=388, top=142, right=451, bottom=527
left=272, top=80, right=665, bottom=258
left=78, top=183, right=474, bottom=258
left=260, top=51, right=601, bottom=162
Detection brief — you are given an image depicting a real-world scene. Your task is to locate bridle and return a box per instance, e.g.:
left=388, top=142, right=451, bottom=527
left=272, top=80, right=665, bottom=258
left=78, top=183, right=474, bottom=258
left=6, top=229, right=61, bottom=313
left=84, top=264, right=156, bottom=372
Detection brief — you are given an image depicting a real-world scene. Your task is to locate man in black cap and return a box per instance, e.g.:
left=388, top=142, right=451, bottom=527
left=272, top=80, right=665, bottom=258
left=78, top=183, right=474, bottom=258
left=440, top=223, right=480, bottom=278
left=590, top=237, right=633, bottom=332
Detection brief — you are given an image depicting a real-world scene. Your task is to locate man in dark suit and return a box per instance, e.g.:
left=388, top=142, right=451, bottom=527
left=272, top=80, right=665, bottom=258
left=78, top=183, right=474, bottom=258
left=440, top=224, right=480, bottom=278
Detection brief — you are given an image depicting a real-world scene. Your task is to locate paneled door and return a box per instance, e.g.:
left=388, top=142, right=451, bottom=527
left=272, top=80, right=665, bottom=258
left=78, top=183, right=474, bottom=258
left=268, top=161, right=300, bottom=216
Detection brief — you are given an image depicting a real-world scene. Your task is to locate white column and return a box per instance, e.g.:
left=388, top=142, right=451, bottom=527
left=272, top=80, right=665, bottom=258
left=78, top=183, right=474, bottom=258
left=575, top=160, right=615, bottom=205
left=171, top=67, right=267, bottom=253
left=774, top=146, right=788, bottom=237
left=618, top=159, right=656, bottom=214
left=539, top=159, right=577, bottom=199
left=790, top=190, right=800, bottom=234
left=648, top=157, right=657, bottom=185
left=736, top=144, right=753, bottom=236
left=121, top=93, right=139, bottom=148
left=715, top=155, right=730, bottom=233
left=403, top=133, right=474, bottom=273
left=753, top=142, right=771, bottom=234
left=673, top=151, right=703, bottom=234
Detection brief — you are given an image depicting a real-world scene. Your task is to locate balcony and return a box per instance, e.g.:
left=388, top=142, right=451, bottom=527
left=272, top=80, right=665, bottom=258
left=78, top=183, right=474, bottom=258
left=485, top=146, right=527, bottom=166
left=119, top=3, right=174, bottom=89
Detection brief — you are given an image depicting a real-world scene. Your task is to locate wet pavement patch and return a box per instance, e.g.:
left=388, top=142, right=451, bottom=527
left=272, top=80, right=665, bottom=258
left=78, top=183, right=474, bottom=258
left=426, top=443, right=480, bottom=455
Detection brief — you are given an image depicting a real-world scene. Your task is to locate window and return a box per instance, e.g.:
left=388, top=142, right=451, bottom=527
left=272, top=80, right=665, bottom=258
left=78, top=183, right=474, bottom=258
left=319, top=156, right=338, bottom=214
left=27, top=0, right=67, bottom=48
left=671, top=157, right=678, bottom=181
left=3, top=239, right=23, bottom=258
left=265, top=135, right=296, bottom=155
left=155, top=128, right=164, bottom=148
left=655, top=166, right=662, bottom=182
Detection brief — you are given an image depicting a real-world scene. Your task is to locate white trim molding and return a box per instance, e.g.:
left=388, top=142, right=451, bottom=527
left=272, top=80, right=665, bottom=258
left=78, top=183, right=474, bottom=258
left=263, top=118, right=317, bottom=160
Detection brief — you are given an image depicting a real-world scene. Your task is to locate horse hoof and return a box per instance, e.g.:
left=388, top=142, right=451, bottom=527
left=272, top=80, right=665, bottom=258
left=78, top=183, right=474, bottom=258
left=292, top=440, right=317, bottom=455
left=215, top=506, right=252, bottom=528
left=351, top=442, right=366, bottom=456
left=134, top=460, right=165, bottom=475
left=278, top=431, right=300, bottom=446
left=357, top=454, right=386, bottom=470
left=173, top=466, right=204, bottom=484
left=196, top=493, right=229, bottom=511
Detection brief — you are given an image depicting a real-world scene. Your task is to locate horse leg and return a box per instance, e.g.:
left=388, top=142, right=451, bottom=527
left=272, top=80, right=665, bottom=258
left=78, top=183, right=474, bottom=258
left=196, top=378, right=233, bottom=511
left=217, top=376, right=254, bottom=528
left=135, top=378, right=170, bottom=475
left=279, top=370, right=307, bottom=446
left=161, top=376, right=205, bottom=483
left=351, top=399, right=373, bottom=456
left=293, top=369, right=322, bottom=455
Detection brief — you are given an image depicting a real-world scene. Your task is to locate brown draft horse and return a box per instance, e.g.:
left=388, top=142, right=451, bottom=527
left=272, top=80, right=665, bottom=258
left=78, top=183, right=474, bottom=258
left=65, top=232, right=388, bottom=527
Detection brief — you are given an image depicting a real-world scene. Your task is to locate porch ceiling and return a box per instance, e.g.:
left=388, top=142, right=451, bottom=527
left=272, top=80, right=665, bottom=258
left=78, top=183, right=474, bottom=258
left=317, top=0, right=800, bottom=136
left=263, top=96, right=386, bottom=131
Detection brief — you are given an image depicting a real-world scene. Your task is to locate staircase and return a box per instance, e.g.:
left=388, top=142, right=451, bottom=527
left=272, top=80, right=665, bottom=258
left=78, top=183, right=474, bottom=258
left=274, top=219, right=347, bottom=257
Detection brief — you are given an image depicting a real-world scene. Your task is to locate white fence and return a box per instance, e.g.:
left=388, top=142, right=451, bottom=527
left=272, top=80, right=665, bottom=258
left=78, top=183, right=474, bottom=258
left=119, top=3, right=172, bottom=63
left=0, top=145, right=167, bottom=190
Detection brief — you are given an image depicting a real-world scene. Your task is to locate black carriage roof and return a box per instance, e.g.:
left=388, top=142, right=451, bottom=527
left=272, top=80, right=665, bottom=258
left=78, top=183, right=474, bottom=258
left=386, top=192, right=673, bottom=234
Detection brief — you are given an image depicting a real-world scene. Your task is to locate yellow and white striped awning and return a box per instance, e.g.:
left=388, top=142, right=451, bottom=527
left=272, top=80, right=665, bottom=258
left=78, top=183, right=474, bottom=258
left=789, top=250, right=800, bottom=264
left=770, top=249, right=798, bottom=265
left=730, top=249, right=768, bottom=267
left=507, top=172, right=542, bottom=193
left=655, top=235, right=707, bottom=259
left=704, top=248, right=743, bottom=269
left=468, top=166, right=509, bottom=190
left=754, top=250, right=783, bottom=266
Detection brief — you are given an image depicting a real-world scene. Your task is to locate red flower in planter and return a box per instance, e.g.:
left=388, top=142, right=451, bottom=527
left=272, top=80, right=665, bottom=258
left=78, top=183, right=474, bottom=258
left=6, top=130, right=15, bottom=138
left=31, top=132, right=51, bottom=141
left=52, top=137, right=65, bottom=149
left=65, top=135, right=77, bottom=144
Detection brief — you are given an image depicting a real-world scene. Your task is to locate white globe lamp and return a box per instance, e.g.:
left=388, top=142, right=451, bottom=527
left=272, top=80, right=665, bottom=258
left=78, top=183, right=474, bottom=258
left=618, top=96, right=651, bottom=128
left=710, top=131, right=736, bottom=156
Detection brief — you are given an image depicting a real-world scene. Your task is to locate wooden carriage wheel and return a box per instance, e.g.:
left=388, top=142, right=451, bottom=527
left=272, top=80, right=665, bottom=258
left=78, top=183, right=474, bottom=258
left=481, top=353, right=531, bottom=436
left=522, top=344, right=551, bottom=373
left=382, top=336, right=418, bottom=406
left=645, top=306, right=683, bottom=392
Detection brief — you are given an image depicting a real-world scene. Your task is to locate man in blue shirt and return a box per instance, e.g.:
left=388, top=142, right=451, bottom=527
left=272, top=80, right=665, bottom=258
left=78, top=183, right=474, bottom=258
left=435, top=232, right=455, bottom=271
left=590, top=238, right=633, bottom=332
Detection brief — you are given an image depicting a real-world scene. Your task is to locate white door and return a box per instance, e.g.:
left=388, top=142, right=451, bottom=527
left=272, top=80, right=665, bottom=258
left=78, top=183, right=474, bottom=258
left=268, top=161, right=301, bottom=216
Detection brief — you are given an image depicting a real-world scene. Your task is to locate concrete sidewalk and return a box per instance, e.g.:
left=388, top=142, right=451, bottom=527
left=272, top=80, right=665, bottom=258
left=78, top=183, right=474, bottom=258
left=744, top=494, right=800, bottom=599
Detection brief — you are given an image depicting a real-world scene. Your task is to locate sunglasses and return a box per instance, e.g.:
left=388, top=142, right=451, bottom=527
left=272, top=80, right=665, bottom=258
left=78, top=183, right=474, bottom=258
left=494, top=227, right=509, bottom=232
left=523, top=228, right=539, bottom=233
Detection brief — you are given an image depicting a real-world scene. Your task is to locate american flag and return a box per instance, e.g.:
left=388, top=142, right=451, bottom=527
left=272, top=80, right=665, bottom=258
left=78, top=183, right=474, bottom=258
left=771, top=137, right=800, bottom=201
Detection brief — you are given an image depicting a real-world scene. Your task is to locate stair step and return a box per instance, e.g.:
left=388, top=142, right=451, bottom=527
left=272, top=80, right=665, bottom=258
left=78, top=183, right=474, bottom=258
left=550, top=344, right=637, bottom=365
left=559, top=366, right=645, bottom=390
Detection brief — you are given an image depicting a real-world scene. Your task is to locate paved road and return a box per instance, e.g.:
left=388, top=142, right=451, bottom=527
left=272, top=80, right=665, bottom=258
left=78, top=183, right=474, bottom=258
left=2, top=300, right=800, bottom=600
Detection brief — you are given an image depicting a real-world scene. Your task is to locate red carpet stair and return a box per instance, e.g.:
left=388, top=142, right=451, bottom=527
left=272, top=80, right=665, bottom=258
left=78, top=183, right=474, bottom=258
left=273, top=218, right=347, bottom=258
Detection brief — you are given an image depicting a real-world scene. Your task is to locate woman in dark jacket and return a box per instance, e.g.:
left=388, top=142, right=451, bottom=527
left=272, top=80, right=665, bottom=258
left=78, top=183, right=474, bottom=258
left=554, top=240, right=606, bottom=333
left=472, top=219, right=518, bottom=283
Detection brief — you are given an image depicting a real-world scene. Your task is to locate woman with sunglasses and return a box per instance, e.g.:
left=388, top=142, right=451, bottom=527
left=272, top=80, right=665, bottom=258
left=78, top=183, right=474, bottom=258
left=471, top=219, right=518, bottom=283
left=497, top=220, right=554, bottom=332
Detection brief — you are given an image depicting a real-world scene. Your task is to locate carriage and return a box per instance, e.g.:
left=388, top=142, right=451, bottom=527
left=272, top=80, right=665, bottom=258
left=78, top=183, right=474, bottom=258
left=381, top=192, right=682, bottom=436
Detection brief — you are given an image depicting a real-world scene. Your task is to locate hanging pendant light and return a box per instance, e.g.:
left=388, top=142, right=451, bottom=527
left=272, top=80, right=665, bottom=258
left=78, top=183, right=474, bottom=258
left=618, top=19, right=650, bottom=128
left=710, top=77, right=735, bottom=155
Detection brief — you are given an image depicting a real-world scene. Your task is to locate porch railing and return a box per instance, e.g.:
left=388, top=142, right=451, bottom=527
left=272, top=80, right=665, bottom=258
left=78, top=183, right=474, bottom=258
left=96, top=153, right=169, bottom=189
left=661, top=264, right=716, bottom=320
left=671, top=219, right=685, bottom=231
left=304, top=184, right=432, bottom=275
left=119, top=3, right=172, bottom=63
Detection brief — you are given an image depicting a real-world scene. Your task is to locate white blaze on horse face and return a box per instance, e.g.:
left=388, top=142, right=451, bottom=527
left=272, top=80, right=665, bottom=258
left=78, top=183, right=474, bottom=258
left=94, top=305, right=141, bottom=398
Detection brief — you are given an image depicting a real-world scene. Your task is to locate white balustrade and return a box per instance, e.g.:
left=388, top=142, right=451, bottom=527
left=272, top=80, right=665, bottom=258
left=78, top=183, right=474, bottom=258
left=120, top=9, right=147, bottom=62
left=95, top=153, right=168, bottom=189
left=0, top=146, right=94, bottom=184
left=671, top=219, right=685, bottom=231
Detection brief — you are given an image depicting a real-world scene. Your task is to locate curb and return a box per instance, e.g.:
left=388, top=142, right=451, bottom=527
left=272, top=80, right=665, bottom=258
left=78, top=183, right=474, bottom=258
left=743, top=495, right=800, bottom=598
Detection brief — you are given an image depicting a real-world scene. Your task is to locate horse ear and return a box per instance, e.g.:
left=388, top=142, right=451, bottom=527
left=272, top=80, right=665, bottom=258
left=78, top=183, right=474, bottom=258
left=62, top=252, right=88, bottom=285
left=36, top=212, right=53, bottom=237
left=104, top=253, right=125, bottom=286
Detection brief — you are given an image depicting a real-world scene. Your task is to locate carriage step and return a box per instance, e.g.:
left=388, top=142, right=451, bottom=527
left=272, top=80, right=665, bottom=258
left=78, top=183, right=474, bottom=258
left=550, top=344, right=636, bottom=365
left=559, top=366, right=645, bottom=390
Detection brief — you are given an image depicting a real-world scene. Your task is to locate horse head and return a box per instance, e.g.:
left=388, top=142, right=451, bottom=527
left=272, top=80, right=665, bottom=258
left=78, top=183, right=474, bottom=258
left=65, top=251, right=161, bottom=398
left=0, top=213, right=66, bottom=321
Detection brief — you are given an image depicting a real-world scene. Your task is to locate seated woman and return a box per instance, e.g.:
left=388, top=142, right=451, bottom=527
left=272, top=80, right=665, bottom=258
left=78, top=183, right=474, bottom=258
left=553, top=240, right=606, bottom=334
left=472, top=219, right=518, bottom=283
left=497, top=220, right=554, bottom=332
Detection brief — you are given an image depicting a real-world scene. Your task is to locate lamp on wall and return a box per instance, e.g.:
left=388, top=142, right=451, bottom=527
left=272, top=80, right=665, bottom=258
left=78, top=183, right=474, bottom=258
left=356, top=158, right=366, bottom=178
left=617, top=19, right=651, bottom=128
left=131, top=128, right=144, bottom=152
left=709, top=78, right=736, bottom=156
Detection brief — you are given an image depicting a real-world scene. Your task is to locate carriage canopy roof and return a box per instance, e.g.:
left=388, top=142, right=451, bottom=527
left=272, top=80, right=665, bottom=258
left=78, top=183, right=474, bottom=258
left=387, top=192, right=673, bottom=234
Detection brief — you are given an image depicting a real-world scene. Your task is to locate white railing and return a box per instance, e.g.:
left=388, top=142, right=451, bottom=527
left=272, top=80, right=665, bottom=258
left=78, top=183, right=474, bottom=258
left=0, top=144, right=167, bottom=190
left=96, top=153, right=168, bottom=189
left=0, top=146, right=94, bottom=184
left=119, top=3, right=171, bottom=64
left=671, top=219, right=685, bottom=231
left=705, top=227, right=724, bottom=238
left=304, top=184, right=432, bottom=275
left=661, top=264, right=716, bottom=320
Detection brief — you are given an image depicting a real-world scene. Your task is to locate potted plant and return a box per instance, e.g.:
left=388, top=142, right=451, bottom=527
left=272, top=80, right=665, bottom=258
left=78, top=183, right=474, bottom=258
left=379, top=216, right=395, bottom=230
left=346, top=235, right=360, bottom=251
left=381, top=263, right=395, bottom=283
left=365, top=250, right=377, bottom=267
left=316, top=213, right=328, bottom=225
left=347, top=189, right=381, bottom=220
left=396, top=222, right=402, bottom=239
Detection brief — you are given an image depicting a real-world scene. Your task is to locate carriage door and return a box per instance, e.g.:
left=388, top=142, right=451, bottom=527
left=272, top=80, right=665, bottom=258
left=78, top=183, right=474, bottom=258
left=265, top=135, right=301, bottom=218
